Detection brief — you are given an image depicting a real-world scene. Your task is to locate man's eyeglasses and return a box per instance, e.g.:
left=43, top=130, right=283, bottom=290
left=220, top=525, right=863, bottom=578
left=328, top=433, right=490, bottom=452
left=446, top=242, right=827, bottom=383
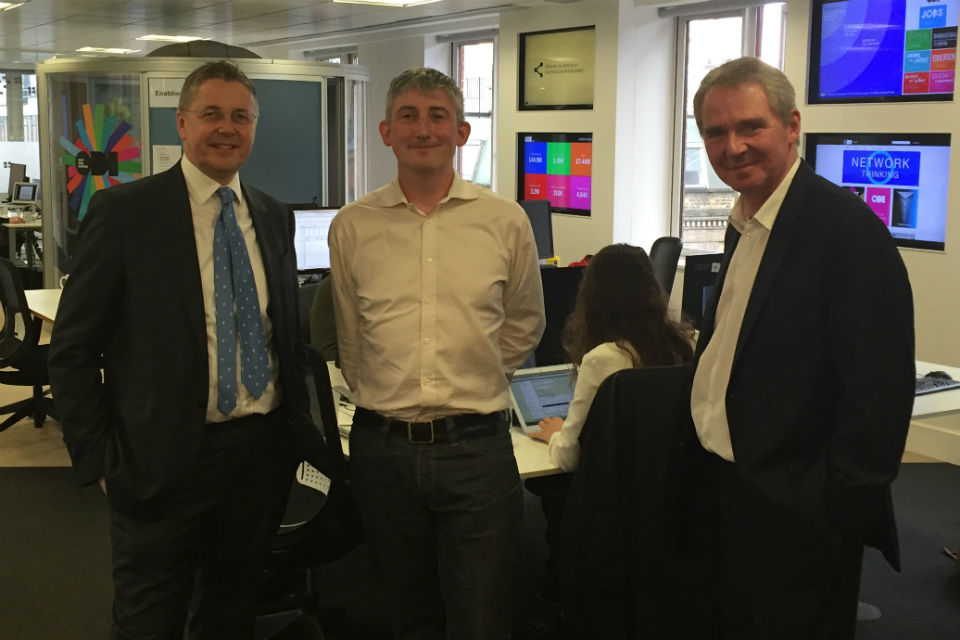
left=184, top=108, right=258, bottom=126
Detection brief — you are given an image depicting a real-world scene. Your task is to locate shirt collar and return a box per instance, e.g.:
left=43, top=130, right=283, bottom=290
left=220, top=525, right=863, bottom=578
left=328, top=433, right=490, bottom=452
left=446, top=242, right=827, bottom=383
left=729, top=156, right=801, bottom=233
left=376, top=172, right=478, bottom=210
left=181, top=155, right=243, bottom=207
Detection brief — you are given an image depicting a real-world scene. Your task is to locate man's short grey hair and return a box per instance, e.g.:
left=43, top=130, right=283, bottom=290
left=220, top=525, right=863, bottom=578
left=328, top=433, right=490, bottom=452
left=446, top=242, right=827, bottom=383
left=178, top=60, right=257, bottom=113
left=692, top=56, right=796, bottom=133
left=385, top=68, right=465, bottom=125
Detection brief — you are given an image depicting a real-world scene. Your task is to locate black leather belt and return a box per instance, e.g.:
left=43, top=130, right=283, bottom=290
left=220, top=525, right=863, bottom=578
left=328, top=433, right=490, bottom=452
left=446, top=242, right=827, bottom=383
left=354, top=406, right=510, bottom=444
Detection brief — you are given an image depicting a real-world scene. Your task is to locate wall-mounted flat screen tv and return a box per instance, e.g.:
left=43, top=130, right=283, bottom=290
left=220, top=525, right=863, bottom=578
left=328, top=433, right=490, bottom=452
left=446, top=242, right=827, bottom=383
left=809, top=0, right=958, bottom=103
left=805, top=132, right=951, bottom=250
left=517, top=132, right=592, bottom=216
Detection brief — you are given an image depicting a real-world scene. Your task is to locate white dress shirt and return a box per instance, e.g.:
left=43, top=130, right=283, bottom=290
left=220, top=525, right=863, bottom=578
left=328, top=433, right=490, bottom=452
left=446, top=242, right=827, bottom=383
left=690, top=157, right=801, bottom=461
left=547, top=341, right=638, bottom=472
left=181, top=157, right=280, bottom=423
left=329, top=173, right=546, bottom=422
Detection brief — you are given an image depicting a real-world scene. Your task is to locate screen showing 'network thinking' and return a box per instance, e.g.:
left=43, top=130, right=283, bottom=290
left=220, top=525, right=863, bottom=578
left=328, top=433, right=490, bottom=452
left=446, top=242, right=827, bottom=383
left=517, top=132, right=592, bottom=216
left=806, top=132, right=951, bottom=250
left=811, top=0, right=959, bottom=103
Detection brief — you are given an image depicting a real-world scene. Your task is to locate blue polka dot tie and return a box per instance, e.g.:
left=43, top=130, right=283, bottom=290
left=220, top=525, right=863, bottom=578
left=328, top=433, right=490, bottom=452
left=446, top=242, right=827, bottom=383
left=213, top=186, right=270, bottom=415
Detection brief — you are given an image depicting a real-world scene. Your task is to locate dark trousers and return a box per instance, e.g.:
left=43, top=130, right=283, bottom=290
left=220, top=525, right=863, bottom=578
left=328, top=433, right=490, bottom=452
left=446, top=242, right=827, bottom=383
left=349, top=415, right=523, bottom=640
left=108, top=412, right=295, bottom=640
left=692, top=448, right=863, bottom=640
left=523, top=473, right=573, bottom=600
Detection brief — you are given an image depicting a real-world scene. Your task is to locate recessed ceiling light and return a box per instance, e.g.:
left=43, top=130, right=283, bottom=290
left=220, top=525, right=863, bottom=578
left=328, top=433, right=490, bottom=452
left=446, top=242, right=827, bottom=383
left=137, top=34, right=208, bottom=43
left=76, top=47, right=142, bottom=55
left=332, top=0, right=442, bottom=6
left=0, top=2, right=27, bottom=10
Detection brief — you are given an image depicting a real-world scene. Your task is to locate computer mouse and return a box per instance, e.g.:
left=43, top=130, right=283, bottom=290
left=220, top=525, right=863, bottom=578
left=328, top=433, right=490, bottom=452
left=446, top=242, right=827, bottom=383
left=925, top=370, right=954, bottom=380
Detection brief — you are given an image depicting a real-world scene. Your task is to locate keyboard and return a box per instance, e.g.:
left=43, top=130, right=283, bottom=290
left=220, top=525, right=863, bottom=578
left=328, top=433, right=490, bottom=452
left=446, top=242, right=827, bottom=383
left=915, top=374, right=960, bottom=396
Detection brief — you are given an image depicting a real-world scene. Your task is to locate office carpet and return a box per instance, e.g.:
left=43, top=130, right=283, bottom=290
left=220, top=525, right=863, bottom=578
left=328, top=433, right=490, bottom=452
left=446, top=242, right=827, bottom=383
left=0, top=464, right=957, bottom=640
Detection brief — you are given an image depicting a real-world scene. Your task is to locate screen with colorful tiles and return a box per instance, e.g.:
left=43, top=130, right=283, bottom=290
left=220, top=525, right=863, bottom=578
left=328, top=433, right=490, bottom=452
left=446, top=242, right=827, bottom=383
left=517, top=132, right=592, bottom=216
left=810, top=0, right=958, bottom=103
left=805, top=132, right=951, bottom=250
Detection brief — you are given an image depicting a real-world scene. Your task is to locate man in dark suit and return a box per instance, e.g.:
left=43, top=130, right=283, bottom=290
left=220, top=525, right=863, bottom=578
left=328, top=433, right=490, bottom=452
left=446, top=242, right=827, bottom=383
left=688, top=57, right=915, bottom=639
left=48, top=60, right=321, bottom=639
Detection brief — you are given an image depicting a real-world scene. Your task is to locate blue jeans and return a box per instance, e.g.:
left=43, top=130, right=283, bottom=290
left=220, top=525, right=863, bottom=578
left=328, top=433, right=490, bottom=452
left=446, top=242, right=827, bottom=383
left=350, top=418, right=522, bottom=640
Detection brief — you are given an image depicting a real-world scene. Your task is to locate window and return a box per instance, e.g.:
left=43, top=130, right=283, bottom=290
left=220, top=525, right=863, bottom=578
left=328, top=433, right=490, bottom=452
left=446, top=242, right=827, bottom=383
left=452, top=39, right=494, bottom=187
left=673, top=3, right=787, bottom=253
left=0, top=71, right=41, bottom=197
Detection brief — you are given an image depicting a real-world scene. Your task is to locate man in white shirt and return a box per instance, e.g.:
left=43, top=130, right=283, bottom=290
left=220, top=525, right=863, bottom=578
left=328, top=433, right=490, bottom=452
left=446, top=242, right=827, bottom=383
left=688, top=57, right=914, bottom=639
left=330, top=68, right=545, bottom=639
left=49, top=61, right=322, bottom=639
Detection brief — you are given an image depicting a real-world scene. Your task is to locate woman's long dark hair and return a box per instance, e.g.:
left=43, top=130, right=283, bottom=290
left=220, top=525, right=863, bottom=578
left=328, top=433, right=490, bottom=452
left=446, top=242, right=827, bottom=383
left=562, top=243, right=694, bottom=368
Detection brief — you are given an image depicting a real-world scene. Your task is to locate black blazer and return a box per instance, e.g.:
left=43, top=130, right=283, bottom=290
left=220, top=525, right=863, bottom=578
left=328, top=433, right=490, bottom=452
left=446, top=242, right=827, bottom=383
left=49, top=162, right=323, bottom=513
left=695, top=161, right=915, bottom=569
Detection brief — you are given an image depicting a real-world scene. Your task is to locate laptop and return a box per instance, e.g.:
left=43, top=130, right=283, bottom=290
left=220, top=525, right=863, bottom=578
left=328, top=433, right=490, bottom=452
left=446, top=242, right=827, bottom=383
left=509, top=364, right=575, bottom=433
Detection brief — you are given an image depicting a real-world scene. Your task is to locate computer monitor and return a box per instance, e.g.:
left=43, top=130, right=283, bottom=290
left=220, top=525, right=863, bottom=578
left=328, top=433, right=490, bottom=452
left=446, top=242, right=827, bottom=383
left=804, top=132, right=951, bottom=250
left=517, top=132, right=593, bottom=216
left=5, top=163, right=26, bottom=201
left=518, top=200, right=554, bottom=260
left=11, top=182, right=38, bottom=204
left=534, top=265, right=585, bottom=366
left=808, top=0, right=958, bottom=104
left=681, top=253, right=724, bottom=331
left=292, top=206, right=338, bottom=272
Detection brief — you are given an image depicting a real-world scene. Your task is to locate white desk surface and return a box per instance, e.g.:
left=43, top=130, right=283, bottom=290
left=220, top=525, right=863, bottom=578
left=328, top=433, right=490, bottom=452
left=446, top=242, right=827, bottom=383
left=2, top=220, right=42, bottom=229
left=25, top=288, right=61, bottom=323
left=913, top=360, right=960, bottom=419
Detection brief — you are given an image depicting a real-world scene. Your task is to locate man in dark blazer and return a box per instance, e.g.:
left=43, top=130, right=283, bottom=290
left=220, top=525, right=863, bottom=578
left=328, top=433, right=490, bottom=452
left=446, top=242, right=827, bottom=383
left=688, top=57, right=915, bottom=639
left=48, top=61, right=322, bottom=639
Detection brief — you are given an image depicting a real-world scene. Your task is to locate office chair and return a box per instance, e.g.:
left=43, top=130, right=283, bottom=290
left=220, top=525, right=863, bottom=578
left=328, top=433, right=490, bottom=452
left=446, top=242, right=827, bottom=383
left=649, top=236, right=683, bottom=300
left=298, top=281, right=319, bottom=342
left=557, top=364, right=707, bottom=639
left=0, top=257, right=56, bottom=432
left=255, top=344, right=370, bottom=640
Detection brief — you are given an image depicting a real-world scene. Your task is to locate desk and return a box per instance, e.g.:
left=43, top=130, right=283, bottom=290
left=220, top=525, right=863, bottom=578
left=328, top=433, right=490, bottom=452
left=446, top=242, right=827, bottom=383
left=913, top=360, right=960, bottom=419
left=25, top=288, right=61, bottom=323
left=3, top=219, right=43, bottom=269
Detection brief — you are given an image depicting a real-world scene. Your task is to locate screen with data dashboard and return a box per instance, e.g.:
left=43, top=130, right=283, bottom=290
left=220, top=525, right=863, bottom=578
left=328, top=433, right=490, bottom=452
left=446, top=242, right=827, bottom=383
left=810, top=0, right=958, bottom=103
left=517, top=132, right=593, bottom=216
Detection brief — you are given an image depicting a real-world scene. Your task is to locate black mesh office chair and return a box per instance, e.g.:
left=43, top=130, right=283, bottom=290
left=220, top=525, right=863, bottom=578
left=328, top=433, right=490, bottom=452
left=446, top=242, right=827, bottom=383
left=0, top=257, right=56, bottom=432
left=649, top=236, right=683, bottom=300
left=255, top=344, right=370, bottom=639
left=298, top=282, right=319, bottom=342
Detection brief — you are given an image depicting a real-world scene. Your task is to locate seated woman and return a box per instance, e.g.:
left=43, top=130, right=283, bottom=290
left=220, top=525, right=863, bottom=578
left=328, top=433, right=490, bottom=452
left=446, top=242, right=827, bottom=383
left=529, top=242, right=693, bottom=469
left=525, top=242, right=693, bottom=602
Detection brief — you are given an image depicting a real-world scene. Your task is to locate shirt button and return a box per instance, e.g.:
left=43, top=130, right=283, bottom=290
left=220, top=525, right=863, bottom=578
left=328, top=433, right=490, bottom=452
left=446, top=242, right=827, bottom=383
left=423, top=337, right=431, bottom=344
left=426, top=257, right=433, bottom=264
left=424, top=297, right=432, bottom=304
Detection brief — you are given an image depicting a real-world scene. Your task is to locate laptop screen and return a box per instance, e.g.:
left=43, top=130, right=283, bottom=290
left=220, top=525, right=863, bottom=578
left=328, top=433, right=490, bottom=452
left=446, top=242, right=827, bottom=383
left=509, top=365, right=575, bottom=428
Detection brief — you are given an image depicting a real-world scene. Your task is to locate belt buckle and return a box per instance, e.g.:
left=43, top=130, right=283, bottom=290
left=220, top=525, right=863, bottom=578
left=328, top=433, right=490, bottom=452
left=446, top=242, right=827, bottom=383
left=407, top=420, right=435, bottom=444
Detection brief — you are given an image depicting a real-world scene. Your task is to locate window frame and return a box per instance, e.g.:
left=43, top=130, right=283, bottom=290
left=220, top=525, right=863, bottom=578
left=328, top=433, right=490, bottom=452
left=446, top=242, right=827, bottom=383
left=669, top=3, right=787, bottom=250
left=450, top=36, right=496, bottom=187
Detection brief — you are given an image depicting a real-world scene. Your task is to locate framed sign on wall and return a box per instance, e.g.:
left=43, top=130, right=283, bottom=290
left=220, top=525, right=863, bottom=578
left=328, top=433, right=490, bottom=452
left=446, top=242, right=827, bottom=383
left=518, top=25, right=595, bottom=110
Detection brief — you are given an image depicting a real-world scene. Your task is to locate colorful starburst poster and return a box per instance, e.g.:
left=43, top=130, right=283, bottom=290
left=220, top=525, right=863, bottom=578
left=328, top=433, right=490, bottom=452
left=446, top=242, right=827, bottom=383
left=59, top=103, right=142, bottom=221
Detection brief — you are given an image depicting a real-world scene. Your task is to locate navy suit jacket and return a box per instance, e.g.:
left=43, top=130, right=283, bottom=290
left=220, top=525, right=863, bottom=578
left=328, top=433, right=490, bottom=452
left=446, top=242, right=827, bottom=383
left=49, top=162, right=323, bottom=514
left=694, top=161, right=915, bottom=569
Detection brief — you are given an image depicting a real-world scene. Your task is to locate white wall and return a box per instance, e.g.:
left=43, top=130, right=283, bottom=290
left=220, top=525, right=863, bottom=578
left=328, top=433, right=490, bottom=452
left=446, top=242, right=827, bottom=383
left=784, top=0, right=960, bottom=463
left=357, top=36, right=428, bottom=187
left=496, top=0, right=622, bottom=265
left=612, top=0, right=677, bottom=251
